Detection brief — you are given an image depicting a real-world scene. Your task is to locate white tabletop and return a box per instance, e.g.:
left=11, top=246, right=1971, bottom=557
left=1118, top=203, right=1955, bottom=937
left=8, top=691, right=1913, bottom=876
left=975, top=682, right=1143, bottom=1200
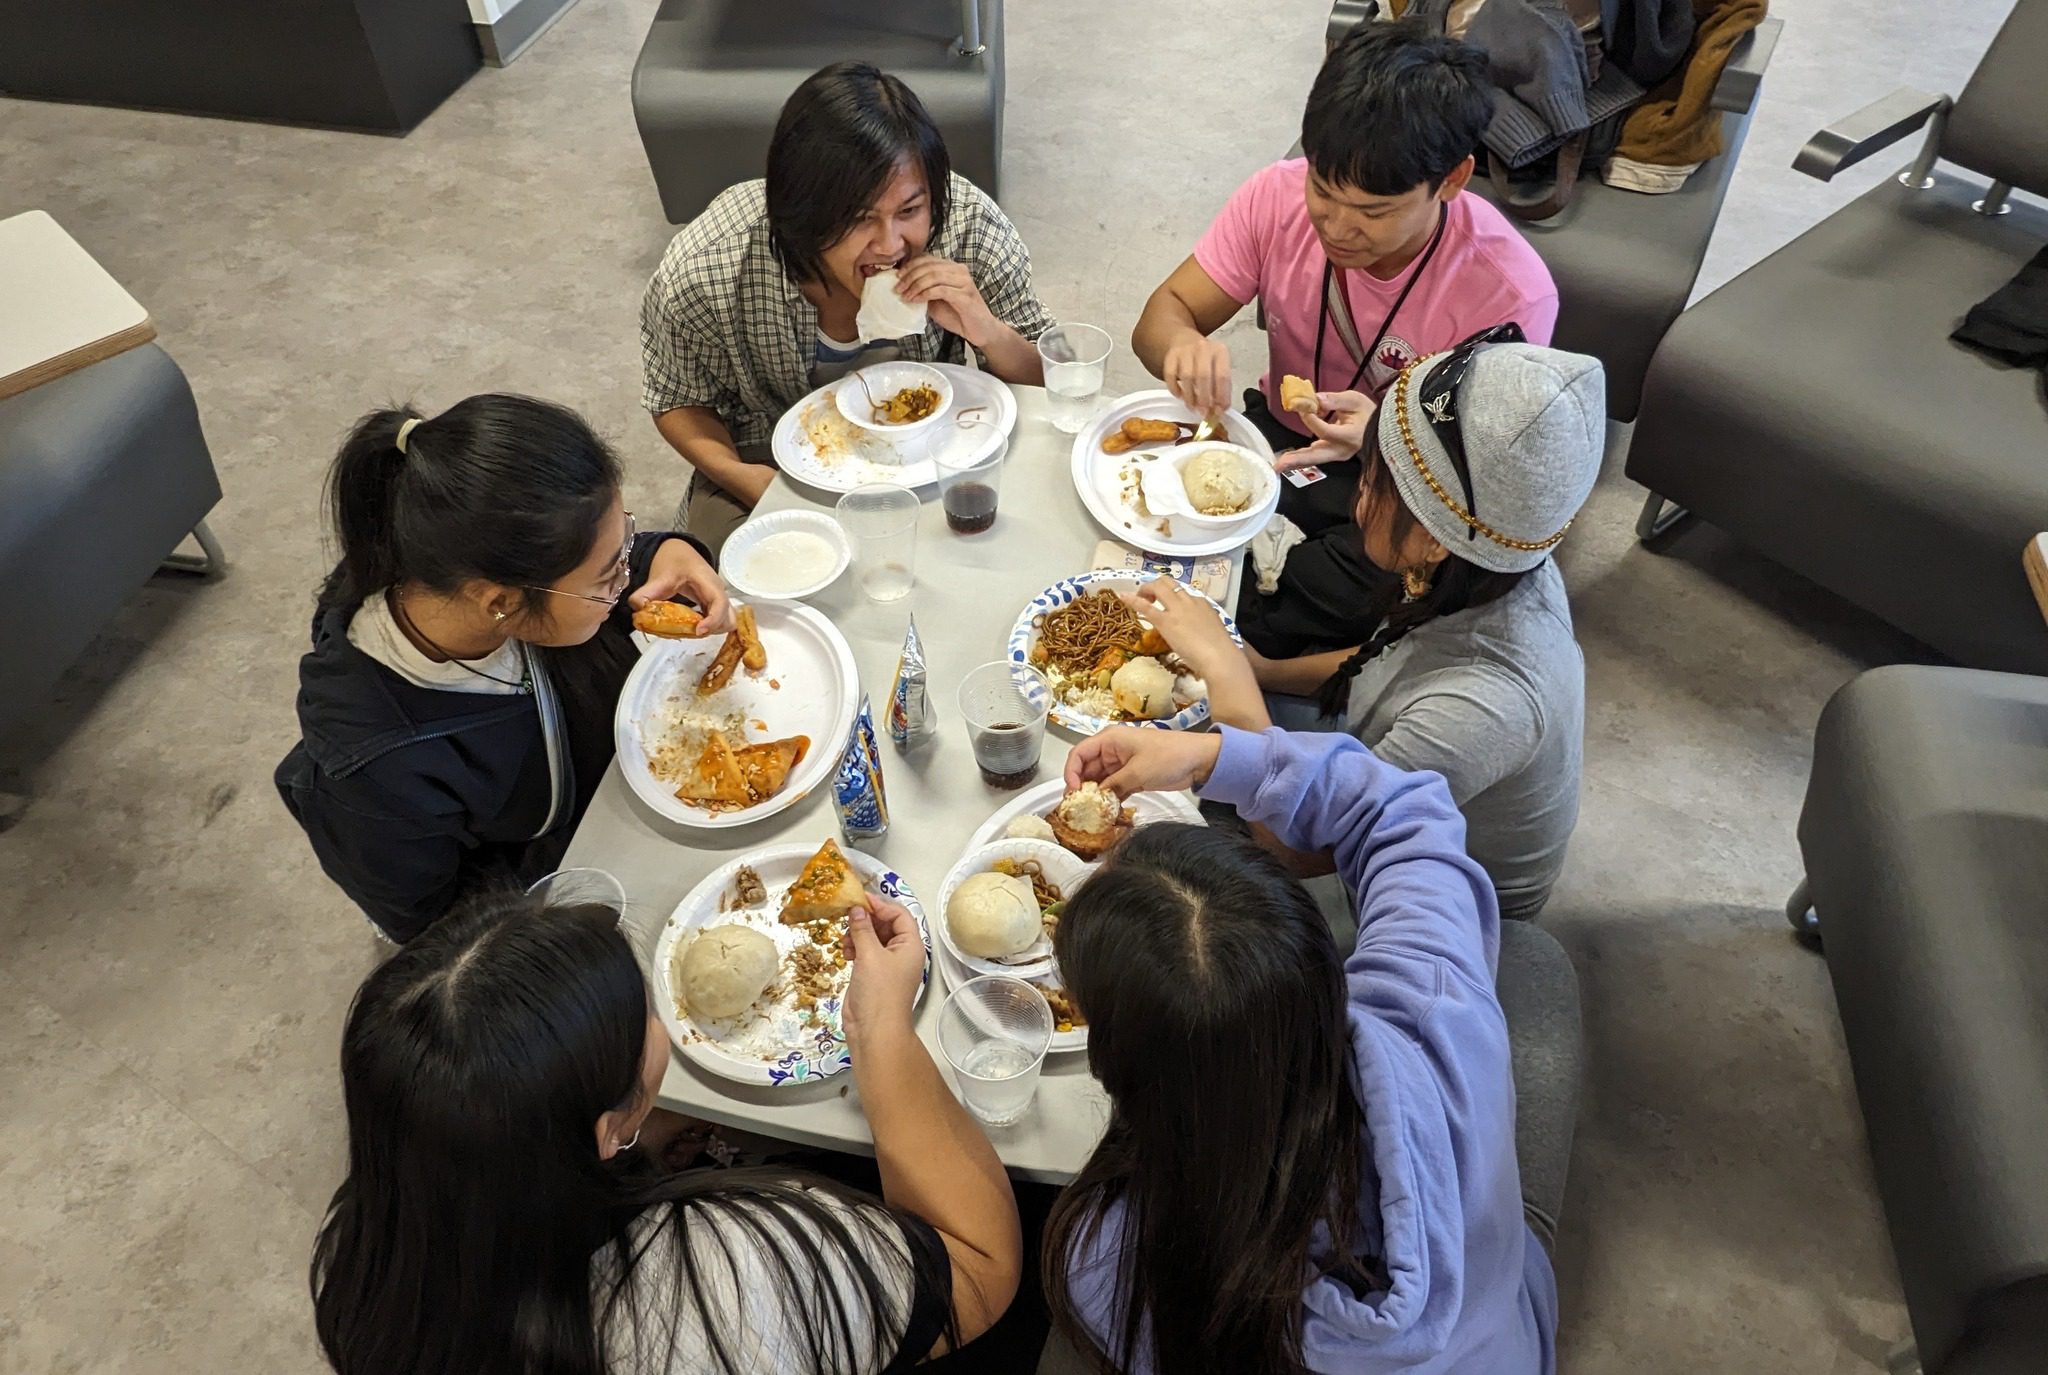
left=0, top=210, right=154, bottom=399
left=564, top=384, right=1239, bottom=1184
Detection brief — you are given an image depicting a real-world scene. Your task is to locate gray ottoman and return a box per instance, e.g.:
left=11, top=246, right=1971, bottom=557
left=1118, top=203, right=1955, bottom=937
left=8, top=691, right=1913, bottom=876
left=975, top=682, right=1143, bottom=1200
left=1798, top=665, right=2048, bottom=1375
left=0, top=343, right=224, bottom=748
left=633, top=0, right=1004, bottom=225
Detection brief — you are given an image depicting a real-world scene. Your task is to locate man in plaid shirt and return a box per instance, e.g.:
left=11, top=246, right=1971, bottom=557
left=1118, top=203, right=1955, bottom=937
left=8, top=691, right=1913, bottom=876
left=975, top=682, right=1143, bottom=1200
left=640, top=61, right=1055, bottom=553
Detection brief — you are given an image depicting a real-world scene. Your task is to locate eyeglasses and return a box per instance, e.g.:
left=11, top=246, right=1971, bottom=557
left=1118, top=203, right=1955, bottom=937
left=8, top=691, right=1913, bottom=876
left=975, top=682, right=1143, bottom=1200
left=522, top=510, right=636, bottom=608
left=1412, top=323, right=1524, bottom=540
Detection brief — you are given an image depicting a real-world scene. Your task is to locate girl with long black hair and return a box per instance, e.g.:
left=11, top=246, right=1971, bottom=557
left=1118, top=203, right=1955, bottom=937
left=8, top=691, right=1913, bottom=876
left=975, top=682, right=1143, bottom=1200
left=1136, top=337, right=1604, bottom=918
left=313, top=888, right=1020, bottom=1374
left=276, top=393, right=732, bottom=941
left=1042, top=723, right=1556, bottom=1374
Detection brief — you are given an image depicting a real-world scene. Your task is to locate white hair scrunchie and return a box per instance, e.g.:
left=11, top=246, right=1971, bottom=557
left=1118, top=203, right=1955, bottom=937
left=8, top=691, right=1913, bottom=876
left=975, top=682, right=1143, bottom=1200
left=395, top=417, right=423, bottom=454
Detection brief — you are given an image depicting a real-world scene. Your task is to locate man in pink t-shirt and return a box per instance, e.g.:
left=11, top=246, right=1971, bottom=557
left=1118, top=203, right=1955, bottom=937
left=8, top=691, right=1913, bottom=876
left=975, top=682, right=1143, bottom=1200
left=1131, top=21, right=1560, bottom=656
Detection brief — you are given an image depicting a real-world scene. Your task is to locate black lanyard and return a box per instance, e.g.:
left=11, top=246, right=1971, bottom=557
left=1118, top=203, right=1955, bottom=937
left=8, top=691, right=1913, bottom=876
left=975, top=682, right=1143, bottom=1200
left=1312, top=204, right=1448, bottom=396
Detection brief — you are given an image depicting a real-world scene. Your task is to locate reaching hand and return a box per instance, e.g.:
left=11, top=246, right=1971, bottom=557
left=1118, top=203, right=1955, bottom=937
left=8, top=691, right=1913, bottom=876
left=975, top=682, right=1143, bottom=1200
left=1064, top=726, right=1224, bottom=798
left=1121, top=580, right=1239, bottom=682
left=1161, top=334, right=1232, bottom=418
left=633, top=538, right=735, bottom=635
left=841, top=894, right=926, bottom=1048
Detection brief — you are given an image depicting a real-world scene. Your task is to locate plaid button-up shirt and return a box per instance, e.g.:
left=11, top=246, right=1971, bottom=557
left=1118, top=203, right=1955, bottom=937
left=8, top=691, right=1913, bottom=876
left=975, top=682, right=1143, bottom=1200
left=639, top=175, right=1056, bottom=450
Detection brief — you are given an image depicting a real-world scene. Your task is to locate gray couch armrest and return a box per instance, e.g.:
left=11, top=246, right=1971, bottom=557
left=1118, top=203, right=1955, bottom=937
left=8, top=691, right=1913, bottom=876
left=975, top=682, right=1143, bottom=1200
left=1709, top=16, right=1781, bottom=115
left=1326, top=0, right=1377, bottom=50
left=1794, top=87, right=1950, bottom=182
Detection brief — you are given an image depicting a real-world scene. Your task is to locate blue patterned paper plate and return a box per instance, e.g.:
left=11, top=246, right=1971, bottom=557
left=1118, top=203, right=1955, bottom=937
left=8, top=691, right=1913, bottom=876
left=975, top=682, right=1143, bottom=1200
left=652, top=844, right=931, bottom=1087
left=1006, top=570, right=1243, bottom=736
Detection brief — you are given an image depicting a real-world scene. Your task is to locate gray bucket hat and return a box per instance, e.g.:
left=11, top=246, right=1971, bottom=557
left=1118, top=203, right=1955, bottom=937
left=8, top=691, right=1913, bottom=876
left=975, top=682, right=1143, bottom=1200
left=1374, top=342, right=1606, bottom=574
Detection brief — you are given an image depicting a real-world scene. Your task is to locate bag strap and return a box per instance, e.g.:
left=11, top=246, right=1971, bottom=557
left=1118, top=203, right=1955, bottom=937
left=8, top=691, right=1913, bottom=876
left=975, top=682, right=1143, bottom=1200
left=1486, top=131, right=1587, bottom=222
left=1323, top=268, right=1368, bottom=369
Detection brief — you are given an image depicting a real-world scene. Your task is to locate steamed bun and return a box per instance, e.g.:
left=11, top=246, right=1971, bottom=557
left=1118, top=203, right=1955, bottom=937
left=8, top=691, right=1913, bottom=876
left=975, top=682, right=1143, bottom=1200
left=1004, top=813, right=1056, bottom=842
left=675, top=924, right=778, bottom=1021
left=1112, top=654, right=1178, bottom=720
left=947, top=871, right=1042, bottom=959
left=1182, top=448, right=1255, bottom=516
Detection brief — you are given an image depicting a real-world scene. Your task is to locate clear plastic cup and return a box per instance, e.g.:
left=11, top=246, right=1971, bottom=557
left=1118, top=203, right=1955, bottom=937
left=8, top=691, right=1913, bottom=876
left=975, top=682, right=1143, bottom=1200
left=1038, top=323, right=1113, bottom=434
left=526, top=867, right=627, bottom=916
left=834, top=483, right=920, bottom=601
left=957, top=660, right=1049, bottom=790
left=937, top=975, right=1054, bottom=1127
left=935, top=442, right=1006, bottom=535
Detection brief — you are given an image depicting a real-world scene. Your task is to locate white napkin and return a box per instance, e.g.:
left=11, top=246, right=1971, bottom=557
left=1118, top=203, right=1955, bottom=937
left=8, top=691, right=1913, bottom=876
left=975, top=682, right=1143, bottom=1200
left=1248, top=515, right=1307, bottom=595
left=855, top=269, right=928, bottom=342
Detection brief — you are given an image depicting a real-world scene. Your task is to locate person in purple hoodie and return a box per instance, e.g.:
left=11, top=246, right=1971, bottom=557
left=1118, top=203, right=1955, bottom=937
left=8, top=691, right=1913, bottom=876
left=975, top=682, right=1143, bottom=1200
left=1041, top=722, right=1555, bottom=1375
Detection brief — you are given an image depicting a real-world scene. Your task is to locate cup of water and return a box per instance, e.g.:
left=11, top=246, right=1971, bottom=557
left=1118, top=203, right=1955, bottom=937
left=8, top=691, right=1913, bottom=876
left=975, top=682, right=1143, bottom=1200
left=526, top=867, right=627, bottom=917
left=834, top=483, right=920, bottom=601
left=937, top=975, right=1054, bottom=1127
left=1038, top=323, right=1112, bottom=435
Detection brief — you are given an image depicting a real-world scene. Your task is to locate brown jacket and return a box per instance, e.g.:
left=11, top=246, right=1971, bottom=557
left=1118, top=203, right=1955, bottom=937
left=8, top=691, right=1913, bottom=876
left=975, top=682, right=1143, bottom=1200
left=1612, top=0, right=1768, bottom=169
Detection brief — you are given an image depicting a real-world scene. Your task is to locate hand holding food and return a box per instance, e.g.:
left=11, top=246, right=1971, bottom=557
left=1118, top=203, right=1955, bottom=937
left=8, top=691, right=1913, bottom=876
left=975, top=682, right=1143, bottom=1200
left=1064, top=726, right=1225, bottom=800
left=855, top=268, right=928, bottom=341
left=632, top=601, right=705, bottom=638
left=633, top=537, right=734, bottom=636
left=1121, top=579, right=1237, bottom=680
left=1280, top=374, right=1321, bottom=416
left=1276, top=388, right=1377, bottom=471
left=1161, top=333, right=1232, bottom=417
left=842, top=894, right=928, bottom=1046
left=894, top=254, right=999, bottom=347
left=779, top=838, right=866, bottom=924
left=1046, top=781, right=1134, bottom=859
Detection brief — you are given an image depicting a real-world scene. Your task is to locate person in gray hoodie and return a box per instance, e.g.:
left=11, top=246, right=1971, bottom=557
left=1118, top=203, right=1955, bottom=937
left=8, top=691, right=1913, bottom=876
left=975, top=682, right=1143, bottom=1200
left=1042, top=722, right=1554, bottom=1373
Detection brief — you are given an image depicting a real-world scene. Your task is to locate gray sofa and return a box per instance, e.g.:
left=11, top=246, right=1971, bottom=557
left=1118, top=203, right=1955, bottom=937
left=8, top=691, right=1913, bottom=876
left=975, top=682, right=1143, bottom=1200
left=0, top=344, right=224, bottom=762
left=633, top=0, right=1004, bottom=225
left=1797, top=665, right=2048, bottom=1375
left=1627, top=0, right=2048, bottom=673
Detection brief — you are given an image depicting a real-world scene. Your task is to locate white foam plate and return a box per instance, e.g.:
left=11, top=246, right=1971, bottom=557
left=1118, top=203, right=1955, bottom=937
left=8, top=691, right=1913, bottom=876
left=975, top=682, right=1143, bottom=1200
left=651, top=844, right=931, bottom=1086
left=616, top=602, right=857, bottom=830
left=951, top=785, right=1208, bottom=1054
left=720, top=510, right=852, bottom=602
left=773, top=361, right=1017, bottom=494
left=1070, top=390, right=1280, bottom=556
left=933, top=839, right=1094, bottom=981
left=1007, top=570, right=1242, bottom=736
left=965, top=776, right=1204, bottom=852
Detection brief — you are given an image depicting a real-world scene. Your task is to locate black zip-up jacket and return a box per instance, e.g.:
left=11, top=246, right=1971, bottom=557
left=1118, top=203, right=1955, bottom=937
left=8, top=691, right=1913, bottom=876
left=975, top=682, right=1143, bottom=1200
left=275, top=533, right=701, bottom=941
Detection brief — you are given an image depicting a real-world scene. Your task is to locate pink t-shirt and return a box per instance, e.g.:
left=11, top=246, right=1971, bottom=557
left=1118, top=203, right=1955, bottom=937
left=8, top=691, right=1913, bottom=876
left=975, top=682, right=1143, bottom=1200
left=1194, top=159, right=1558, bottom=438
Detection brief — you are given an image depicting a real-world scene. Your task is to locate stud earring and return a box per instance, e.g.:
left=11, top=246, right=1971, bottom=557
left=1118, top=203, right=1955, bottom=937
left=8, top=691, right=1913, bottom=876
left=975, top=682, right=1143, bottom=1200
left=1401, top=566, right=1434, bottom=600
left=494, top=611, right=508, bottom=622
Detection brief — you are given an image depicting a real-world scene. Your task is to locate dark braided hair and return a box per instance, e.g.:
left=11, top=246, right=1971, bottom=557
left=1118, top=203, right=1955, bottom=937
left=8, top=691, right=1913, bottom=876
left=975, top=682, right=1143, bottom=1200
left=1317, top=434, right=1529, bottom=719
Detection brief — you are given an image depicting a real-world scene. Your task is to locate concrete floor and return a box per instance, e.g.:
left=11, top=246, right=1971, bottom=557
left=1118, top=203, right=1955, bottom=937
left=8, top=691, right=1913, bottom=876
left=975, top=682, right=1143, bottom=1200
left=0, top=0, right=2021, bottom=1369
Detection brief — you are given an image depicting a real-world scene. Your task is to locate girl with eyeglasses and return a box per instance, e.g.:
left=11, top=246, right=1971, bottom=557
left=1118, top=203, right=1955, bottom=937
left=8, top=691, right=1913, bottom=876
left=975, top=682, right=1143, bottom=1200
left=1137, top=338, right=1604, bottom=919
left=276, top=394, right=732, bottom=941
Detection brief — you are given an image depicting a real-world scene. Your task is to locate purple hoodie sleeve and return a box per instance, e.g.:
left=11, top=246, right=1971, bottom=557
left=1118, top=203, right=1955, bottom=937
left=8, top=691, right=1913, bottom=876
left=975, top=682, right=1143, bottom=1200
left=1198, top=725, right=1500, bottom=990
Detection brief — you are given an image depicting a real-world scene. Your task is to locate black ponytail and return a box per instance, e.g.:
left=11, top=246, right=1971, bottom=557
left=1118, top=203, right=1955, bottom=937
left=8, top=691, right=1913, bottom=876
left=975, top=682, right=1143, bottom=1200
left=1317, top=438, right=1529, bottom=719
left=321, top=408, right=420, bottom=609
left=317, top=394, right=622, bottom=616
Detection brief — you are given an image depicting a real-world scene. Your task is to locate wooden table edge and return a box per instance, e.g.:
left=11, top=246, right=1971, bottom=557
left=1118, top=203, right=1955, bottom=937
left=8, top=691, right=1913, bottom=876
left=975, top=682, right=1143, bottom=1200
left=0, top=317, right=157, bottom=402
